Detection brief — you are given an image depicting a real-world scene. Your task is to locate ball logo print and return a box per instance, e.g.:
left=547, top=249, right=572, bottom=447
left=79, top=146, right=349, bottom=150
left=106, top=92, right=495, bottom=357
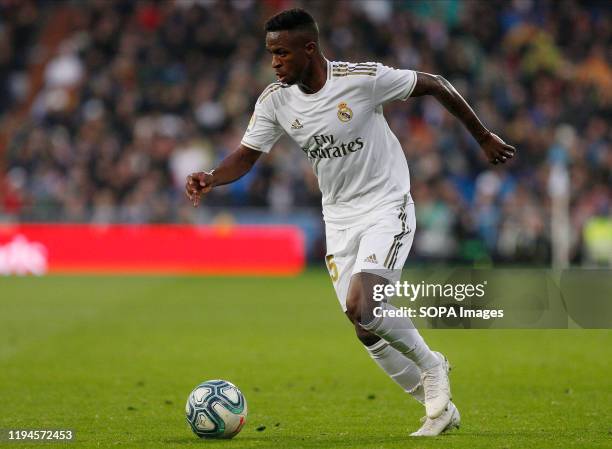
left=186, top=380, right=247, bottom=439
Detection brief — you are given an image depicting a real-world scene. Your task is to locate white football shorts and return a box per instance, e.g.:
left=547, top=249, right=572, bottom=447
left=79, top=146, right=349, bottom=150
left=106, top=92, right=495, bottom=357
left=324, top=194, right=416, bottom=311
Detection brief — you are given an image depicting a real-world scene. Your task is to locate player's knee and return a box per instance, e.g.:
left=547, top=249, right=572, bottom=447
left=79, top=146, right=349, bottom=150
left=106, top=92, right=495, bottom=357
left=345, top=293, right=361, bottom=324
left=354, top=324, right=379, bottom=346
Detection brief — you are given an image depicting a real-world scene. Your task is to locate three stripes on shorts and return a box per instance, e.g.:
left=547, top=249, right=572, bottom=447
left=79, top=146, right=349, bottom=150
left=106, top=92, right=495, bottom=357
left=384, top=194, right=411, bottom=269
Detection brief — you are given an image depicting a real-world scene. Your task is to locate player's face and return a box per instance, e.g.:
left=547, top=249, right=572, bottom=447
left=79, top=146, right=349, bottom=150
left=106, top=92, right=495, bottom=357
left=265, top=31, right=313, bottom=85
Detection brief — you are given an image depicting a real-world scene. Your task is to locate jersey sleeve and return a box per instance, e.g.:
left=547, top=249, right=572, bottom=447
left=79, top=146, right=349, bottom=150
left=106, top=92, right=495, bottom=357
left=372, top=63, right=418, bottom=106
left=240, top=93, right=283, bottom=154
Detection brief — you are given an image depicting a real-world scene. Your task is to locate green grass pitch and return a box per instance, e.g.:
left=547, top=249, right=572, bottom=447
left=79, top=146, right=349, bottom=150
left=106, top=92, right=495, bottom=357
left=1, top=270, right=610, bottom=448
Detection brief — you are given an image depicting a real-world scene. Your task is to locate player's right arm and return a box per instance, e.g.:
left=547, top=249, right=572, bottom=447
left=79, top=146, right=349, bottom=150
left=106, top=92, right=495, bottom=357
left=186, top=83, right=284, bottom=207
left=185, top=145, right=262, bottom=207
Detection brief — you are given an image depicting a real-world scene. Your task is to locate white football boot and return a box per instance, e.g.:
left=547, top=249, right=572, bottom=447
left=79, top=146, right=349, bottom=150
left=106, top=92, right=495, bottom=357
left=421, top=351, right=451, bottom=419
left=410, top=401, right=460, bottom=436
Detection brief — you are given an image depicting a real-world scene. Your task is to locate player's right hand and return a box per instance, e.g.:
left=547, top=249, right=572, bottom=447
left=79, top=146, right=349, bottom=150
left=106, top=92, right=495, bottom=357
left=185, top=171, right=214, bottom=207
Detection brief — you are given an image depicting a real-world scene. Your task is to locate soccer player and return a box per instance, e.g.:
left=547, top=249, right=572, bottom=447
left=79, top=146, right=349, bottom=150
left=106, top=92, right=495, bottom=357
left=186, top=9, right=516, bottom=437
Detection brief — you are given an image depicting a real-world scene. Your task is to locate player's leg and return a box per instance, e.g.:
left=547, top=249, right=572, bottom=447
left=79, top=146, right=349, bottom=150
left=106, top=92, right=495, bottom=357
left=345, top=200, right=452, bottom=420
left=346, top=272, right=439, bottom=371
left=325, top=223, right=424, bottom=403
left=353, top=304, right=459, bottom=437
left=362, top=334, right=424, bottom=403
left=346, top=272, right=438, bottom=371
left=347, top=274, right=424, bottom=403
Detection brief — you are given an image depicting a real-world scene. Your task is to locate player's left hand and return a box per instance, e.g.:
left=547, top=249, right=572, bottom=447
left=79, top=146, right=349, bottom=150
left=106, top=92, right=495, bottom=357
left=479, top=132, right=517, bottom=165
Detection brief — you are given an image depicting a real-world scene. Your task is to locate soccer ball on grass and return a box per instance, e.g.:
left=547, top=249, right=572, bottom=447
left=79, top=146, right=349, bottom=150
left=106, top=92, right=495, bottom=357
left=185, top=379, right=247, bottom=439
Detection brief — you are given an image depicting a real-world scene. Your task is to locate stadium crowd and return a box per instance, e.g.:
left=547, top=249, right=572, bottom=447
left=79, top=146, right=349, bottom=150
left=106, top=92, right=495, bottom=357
left=1, top=0, right=610, bottom=264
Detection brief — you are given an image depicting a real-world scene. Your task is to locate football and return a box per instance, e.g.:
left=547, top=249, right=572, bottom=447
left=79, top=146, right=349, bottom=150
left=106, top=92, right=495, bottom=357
left=185, top=380, right=248, bottom=439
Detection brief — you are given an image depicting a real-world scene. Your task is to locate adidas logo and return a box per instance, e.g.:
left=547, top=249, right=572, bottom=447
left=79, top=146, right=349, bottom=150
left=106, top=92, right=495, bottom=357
left=364, top=254, right=378, bottom=264
left=291, top=118, right=304, bottom=129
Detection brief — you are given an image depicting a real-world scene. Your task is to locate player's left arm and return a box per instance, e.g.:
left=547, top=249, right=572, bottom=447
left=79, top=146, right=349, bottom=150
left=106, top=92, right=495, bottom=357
left=411, top=72, right=516, bottom=165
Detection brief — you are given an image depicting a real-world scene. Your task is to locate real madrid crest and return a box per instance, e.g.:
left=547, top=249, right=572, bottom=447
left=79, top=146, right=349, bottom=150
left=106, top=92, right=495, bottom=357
left=337, top=102, right=353, bottom=123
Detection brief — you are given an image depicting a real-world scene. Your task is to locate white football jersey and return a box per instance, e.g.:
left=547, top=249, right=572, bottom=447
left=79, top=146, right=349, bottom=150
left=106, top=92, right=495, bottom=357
left=241, top=60, right=417, bottom=228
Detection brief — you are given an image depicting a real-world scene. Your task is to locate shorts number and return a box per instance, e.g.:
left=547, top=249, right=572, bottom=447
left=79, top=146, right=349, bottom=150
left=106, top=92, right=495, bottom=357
left=325, top=255, right=339, bottom=282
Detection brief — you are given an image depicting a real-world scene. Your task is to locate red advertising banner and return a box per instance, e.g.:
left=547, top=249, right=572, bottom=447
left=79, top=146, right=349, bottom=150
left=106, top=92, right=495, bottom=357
left=0, top=224, right=305, bottom=275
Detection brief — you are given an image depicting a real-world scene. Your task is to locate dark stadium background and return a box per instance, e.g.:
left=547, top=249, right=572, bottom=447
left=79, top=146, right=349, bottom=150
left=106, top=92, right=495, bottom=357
left=1, top=0, right=609, bottom=270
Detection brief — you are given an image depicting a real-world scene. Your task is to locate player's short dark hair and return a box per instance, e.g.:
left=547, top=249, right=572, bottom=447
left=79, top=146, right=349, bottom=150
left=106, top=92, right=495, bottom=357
left=264, top=8, right=318, bottom=41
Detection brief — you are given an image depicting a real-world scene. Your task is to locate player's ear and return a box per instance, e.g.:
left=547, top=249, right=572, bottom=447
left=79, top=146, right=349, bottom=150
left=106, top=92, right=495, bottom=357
left=304, top=41, right=317, bottom=57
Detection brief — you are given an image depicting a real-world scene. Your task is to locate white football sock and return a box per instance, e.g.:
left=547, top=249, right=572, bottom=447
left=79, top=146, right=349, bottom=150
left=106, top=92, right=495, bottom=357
left=365, top=339, right=424, bottom=403
left=361, top=302, right=439, bottom=371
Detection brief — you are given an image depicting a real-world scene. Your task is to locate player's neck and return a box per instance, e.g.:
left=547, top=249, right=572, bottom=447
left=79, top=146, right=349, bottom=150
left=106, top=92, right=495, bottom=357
left=297, top=55, right=327, bottom=95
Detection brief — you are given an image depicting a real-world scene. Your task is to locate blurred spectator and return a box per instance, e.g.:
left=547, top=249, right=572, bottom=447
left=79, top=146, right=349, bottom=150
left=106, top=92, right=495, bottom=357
left=1, top=0, right=610, bottom=265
